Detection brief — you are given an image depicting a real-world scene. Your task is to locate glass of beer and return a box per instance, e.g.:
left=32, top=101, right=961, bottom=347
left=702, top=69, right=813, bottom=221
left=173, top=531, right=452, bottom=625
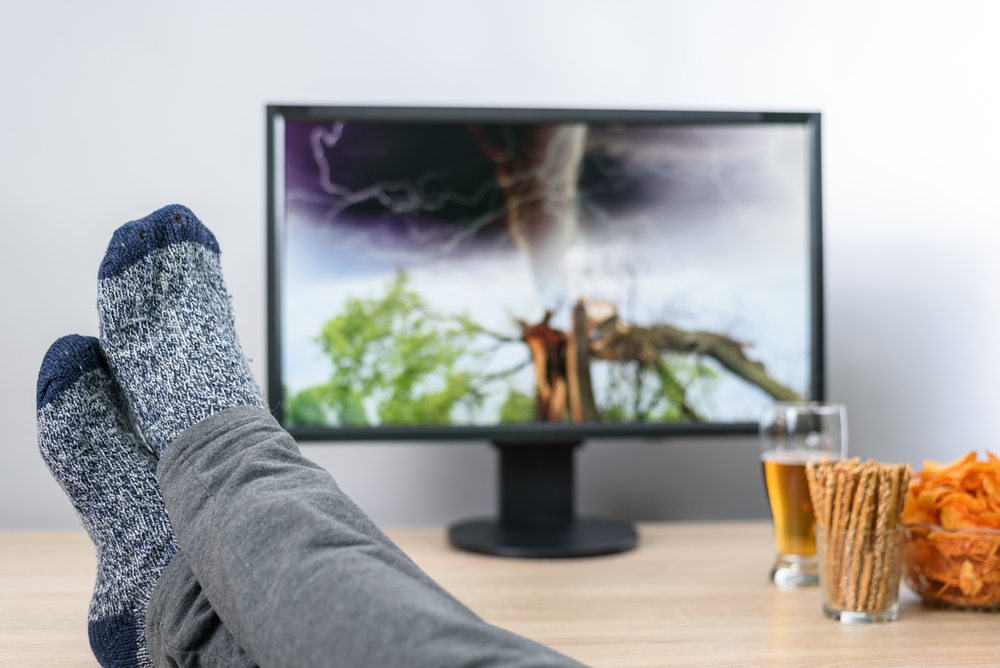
left=761, top=402, right=847, bottom=586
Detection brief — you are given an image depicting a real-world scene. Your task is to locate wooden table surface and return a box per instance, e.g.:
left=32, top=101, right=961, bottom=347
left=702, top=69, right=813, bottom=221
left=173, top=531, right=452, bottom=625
left=1, top=522, right=997, bottom=667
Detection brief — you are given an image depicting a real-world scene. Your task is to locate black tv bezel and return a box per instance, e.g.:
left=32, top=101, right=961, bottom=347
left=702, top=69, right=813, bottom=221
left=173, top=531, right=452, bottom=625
left=266, top=105, right=824, bottom=443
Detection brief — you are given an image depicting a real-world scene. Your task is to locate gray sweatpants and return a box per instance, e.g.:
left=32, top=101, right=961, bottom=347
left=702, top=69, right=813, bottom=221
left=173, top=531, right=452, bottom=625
left=145, top=406, right=587, bottom=668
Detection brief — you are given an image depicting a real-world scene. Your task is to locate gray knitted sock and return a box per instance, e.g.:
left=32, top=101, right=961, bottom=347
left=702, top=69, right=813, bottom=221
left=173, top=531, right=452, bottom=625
left=97, top=204, right=266, bottom=456
left=37, top=335, right=178, bottom=668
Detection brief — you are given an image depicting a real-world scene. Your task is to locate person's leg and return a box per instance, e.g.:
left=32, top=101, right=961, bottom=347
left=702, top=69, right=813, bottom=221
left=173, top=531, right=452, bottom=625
left=97, top=206, right=587, bottom=668
left=158, top=406, right=584, bottom=668
left=147, top=551, right=257, bottom=668
left=37, top=334, right=256, bottom=668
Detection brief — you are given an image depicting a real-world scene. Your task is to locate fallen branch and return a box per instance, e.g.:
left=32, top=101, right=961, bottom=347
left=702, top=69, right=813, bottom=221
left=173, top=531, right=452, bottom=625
left=589, top=318, right=803, bottom=402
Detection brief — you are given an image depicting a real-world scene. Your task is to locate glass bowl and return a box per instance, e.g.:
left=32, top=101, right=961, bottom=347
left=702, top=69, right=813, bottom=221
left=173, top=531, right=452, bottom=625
left=900, top=523, right=1000, bottom=611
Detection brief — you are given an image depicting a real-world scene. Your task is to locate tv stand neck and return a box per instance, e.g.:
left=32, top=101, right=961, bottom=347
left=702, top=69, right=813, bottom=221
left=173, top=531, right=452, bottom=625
left=448, top=440, right=637, bottom=558
left=497, top=441, right=578, bottom=528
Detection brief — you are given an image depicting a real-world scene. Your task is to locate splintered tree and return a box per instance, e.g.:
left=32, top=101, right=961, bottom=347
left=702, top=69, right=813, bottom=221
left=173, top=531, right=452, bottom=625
left=519, top=312, right=570, bottom=422
left=514, top=299, right=802, bottom=424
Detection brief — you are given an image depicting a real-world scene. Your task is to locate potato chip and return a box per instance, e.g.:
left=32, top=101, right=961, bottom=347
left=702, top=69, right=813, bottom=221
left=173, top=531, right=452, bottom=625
left=900, top=451, right=1000, bottom=609
left=959, top=560, right=983, bottom=597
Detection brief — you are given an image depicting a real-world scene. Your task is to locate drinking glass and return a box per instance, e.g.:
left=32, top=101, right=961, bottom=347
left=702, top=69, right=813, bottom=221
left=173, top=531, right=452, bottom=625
left=760, top=402, right=847, bottom=586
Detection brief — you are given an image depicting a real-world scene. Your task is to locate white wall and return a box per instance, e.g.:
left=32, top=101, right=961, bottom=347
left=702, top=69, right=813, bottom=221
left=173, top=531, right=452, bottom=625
left=2, top=0, right=998, bottom=529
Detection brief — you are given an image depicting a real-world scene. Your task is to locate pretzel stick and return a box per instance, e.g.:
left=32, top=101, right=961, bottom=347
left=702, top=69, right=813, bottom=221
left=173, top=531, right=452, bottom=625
left=805, top=460, right=828, bottom=567
left=841, top=464, right=867, bottom=606
left=879, top=463, right=911, bottom=608
left=829, top=466, right=847, bottom=605
left=863, top=467, right=882, bottom=611
left=875, top=465, right=903, bottom=609
left=880, top=466, right=914, bottom=610
left=869, top=467, right=892, bottom=610
left=804, top=461, right=822, bottom=579
left=820, top=465, right=836, bottom=590
left=847, top=464, right=878, bottom=610
left=834, top=463, right=860, bottom=606
left=805, top=462, right=820, bottom=523
left=820, top=465, right=835, bottom=530
left=857, top=552, right=874, bottom=611
left=857, top=464, right=879, bottom=610
left=886, top=464, right=902, bottom=531
left=896, top=464, right=912, bottom=524
left=826, top=466, right=847, bottom=603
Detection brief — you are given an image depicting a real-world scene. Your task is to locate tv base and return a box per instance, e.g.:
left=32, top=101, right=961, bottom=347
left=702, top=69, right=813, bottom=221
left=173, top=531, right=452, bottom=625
left=449, top=517, right=637, bottom=558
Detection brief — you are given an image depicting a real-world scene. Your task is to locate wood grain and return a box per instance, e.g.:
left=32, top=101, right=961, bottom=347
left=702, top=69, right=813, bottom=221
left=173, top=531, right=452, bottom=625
left=387, top=523, right=999, bottom=668
left=2, top=524, right=996, bottom=667
left=0, top=532, right=99, bottom=667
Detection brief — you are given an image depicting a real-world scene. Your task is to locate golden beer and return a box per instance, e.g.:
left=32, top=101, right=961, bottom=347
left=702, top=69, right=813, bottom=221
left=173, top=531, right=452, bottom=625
left=762, top=453, right=816, bottom=556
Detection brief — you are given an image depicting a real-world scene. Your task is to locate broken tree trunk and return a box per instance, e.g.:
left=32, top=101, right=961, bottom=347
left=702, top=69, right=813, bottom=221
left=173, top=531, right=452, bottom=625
left=589, top=318, right=803, bottom=402
left=567, top=300, right=600, bottom=422
left=520, top=312, right=570, bottom=422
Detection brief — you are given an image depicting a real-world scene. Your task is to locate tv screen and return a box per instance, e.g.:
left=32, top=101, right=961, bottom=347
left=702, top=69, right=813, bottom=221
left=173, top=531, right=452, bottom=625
left=267, top=107, right=822, bottom=441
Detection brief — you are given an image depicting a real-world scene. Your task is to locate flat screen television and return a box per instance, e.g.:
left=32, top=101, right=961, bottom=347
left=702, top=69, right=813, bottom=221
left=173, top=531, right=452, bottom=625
left=266, top=106, right=823, bottom=557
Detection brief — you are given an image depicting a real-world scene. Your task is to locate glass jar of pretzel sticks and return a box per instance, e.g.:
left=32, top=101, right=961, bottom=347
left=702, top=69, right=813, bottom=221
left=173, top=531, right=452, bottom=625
left=808, top=459, right=911, bottom=623
left=817, top=527, right=902, bottom=623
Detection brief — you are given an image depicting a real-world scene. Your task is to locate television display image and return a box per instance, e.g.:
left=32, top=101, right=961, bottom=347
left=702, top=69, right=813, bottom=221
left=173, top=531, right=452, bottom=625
left=270, top=109, right=821, bottom=438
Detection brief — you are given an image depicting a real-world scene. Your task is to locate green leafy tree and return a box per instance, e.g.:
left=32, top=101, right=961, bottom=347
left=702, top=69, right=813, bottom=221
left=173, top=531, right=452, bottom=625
left=285, top=385, right=332, bottom=427
left=286, top=271, right=483, bottom=427
left=498, top=387, right=535, bottom=423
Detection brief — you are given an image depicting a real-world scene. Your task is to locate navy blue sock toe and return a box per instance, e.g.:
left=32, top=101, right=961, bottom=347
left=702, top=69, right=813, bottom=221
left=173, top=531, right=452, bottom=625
left=37, top=334, right=104, bottom=410
left=98, top=205, right=220, bottom=281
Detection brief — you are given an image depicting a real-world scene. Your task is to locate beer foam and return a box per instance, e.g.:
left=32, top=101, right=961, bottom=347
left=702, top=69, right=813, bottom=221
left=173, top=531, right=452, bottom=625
left=761, top=450, right=837, bottom=464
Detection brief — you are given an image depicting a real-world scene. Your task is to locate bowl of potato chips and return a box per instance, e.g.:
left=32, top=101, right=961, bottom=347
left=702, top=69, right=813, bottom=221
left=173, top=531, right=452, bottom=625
left=899, top=451, right=1000, bottom=610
